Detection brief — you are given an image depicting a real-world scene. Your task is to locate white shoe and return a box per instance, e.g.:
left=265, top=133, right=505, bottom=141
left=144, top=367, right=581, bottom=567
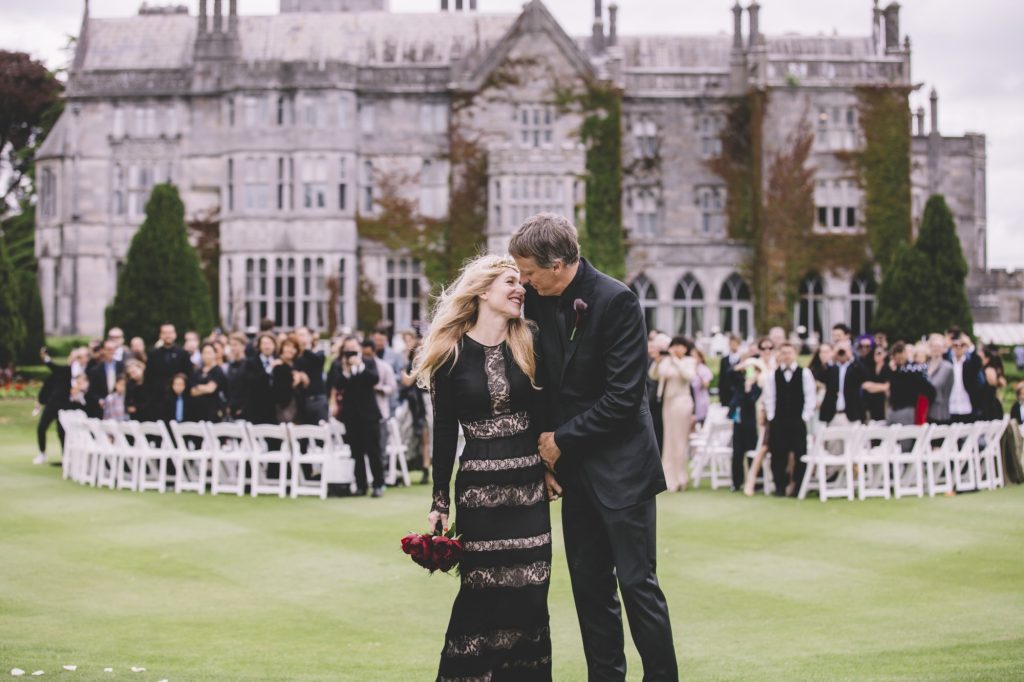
left=32, top=453, right=47, bottom=465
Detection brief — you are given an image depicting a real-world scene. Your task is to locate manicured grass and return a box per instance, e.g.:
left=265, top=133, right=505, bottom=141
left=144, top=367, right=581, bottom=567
left=1, top=398, right=1022, bottom=681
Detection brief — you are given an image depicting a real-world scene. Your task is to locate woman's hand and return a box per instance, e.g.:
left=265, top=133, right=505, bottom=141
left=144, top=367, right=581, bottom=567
left=544, top=470, right=563, bottom=501
left=427, top=509, right=449, bottom=534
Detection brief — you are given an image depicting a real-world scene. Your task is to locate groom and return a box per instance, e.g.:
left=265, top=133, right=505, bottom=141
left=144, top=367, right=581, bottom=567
left=510, top=213, right=678, bottom=681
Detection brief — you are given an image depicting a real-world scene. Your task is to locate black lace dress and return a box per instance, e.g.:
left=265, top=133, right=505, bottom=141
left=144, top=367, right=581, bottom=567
left=431, top=336, right=552, bottom=682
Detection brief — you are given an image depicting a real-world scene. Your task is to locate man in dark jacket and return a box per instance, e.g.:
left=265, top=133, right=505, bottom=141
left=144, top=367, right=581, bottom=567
left=819, top=342, right=867, bottom=426
left=242, top=332, right=278, bottom=424
left=329, top=336, right=385, bottom=497
left=295, top=326, right=328, bottom=424
left=35, top=348, right=75, bottom=465
left=145, top=323, right=192, bottom=418
left=86, top=339, right=125, bottom=407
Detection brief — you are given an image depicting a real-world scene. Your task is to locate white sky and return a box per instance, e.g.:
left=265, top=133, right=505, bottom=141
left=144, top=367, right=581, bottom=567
left=2, top=0, right=1021, bottom=268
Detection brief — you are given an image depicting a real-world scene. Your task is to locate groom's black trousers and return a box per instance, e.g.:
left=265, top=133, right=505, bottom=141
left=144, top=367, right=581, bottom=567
left=561, top=466, right=678, bottom=681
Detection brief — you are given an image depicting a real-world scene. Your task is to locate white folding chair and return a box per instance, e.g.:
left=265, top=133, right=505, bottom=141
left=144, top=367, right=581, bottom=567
left=923, top=423, right=956, bottom=496
left=326, top=418, right=356, bottom=489
left=169, top=421, right=213, bottom=494
left=853, top=423, right=892, bottom=500
left=950, top=423, right=979, bottom=492
left=88, top=419, right=120, bottom=490
left=130, top=420, right=176, bottom=493
left=976, top=418, right=1008, bottom=490
left=58, top=410, right=89, bottom=482
left=798, top=424, right=859, bottom=501
left=208, top=421, right=251, bottom=496
left=111, top=420, right=143, bottom=491
left=691, top=419, right=733, bottom=490
left=287, top=423, right=332, bottom=499
left=247, top=423, right=291, bottom=498
left=888, top=424, right=930, bottom=499
left=385, top=417, right=411, bottom=487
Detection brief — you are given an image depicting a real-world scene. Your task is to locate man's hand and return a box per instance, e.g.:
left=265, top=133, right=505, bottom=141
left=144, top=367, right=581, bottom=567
left=544, top=470, right=563, bottom=501
left=538, top=432, right=561, bottom=471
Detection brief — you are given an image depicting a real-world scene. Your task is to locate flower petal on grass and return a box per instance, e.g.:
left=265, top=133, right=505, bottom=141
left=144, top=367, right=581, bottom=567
left=31, top=673, right=43, bottom=677
left=102, top=669, right=113, bottom=674
left=62, top=667, right=76, bottom=672
left=130, top=668, right=146, bottom=673
left=10, top=670, right=25, bottom=677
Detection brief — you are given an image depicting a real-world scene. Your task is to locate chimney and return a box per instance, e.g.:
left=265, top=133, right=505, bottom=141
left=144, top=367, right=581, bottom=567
left=592, top=0, right=605, bottom=54
left=469, top=0, right=477, bottom=9
left=440, top=0, right=448, bottom=9
left=929, top=87, right=939, bottom=135
left=883, top=2, right=900, bottom=52
left=872, top=0, right=881, bottom=53
left=747, top=1, right=761, bottom=49
left=198, top=0, right=207, bottom=34
left=228, top=0, right=237, bottom=34
left=732, top=1, right=743, bottom=50
left=607, top=3, right=618, bottom=47
left=916, top=106, right=925, bottom=136
left=212, top=0, right=222, bottom=32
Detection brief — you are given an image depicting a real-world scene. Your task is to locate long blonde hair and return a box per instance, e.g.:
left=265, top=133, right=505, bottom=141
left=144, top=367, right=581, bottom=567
left=414, top=254, right=537, bottom=389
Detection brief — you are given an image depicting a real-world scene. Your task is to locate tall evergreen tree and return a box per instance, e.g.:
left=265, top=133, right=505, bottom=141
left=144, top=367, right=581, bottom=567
left=106, top=183, right=215, bottom=344
left=873, top=242, right=936, bottom=341
left=915, top=194, right=973, bottom=335
left=2, top=207, right=44, bottom=362
left=0, top=234, right=26, bottom=365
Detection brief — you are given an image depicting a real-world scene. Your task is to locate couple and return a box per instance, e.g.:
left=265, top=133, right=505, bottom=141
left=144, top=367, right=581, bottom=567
left=414, top=214, right=677, bottom=681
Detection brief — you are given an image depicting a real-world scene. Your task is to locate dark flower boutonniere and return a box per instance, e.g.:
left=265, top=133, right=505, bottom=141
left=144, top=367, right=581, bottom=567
left=570, top=298, right=588, bottom=341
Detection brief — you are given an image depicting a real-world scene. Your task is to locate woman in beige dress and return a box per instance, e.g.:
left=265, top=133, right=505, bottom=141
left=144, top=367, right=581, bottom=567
left=649, top=336, right=697, bottom=491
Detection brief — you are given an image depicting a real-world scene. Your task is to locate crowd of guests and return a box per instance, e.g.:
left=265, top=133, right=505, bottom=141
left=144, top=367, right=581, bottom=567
left=647, top=323, right=1019, bottom=499
left=34, top=321, right=432, bottom=498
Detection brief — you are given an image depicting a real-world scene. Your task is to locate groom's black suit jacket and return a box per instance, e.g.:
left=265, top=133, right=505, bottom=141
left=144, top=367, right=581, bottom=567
left=525, top=259, right=667, bottom=510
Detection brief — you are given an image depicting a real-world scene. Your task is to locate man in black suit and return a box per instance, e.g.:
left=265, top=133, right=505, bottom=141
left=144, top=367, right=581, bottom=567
left=947, top=331, right=983, bottom=423
left=86, top=339, right=125, bottom=407
left=819, top=341, right=867, bottom=426
left=295, top=326, right=329, bottom=424
left=718, top=333, right=743, bottom=409
left=35, top=347, right=76, bottom=464
left=765, top=342, right=817, bottom=497
left=328, top=336, right=385, bottom=497
left=145, top=323, right=192, bottom=416
left=242, top=332, right=279, bottom=424
left=511, top=213, right=677, bottom=682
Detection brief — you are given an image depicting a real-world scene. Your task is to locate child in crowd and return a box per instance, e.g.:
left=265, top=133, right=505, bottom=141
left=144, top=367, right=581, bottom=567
left=103, top=376, right=128, bottom=421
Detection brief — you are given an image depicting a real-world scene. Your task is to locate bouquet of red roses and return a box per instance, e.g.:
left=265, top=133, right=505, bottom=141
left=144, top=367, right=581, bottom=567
left=401, top=524, right=462, bottom=574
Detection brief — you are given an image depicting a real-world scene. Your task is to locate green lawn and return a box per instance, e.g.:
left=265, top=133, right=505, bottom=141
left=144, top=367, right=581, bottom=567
left=1, top=398, right=1022, bottom=681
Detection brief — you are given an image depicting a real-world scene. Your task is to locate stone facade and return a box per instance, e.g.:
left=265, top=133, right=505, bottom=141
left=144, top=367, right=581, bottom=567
left=35, top=0, right=1004, bottom=339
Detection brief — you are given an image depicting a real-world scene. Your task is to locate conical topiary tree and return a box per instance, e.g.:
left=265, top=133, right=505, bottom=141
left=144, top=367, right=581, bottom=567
left=914, top=193, right=973, bottom=335
left=106, top=183, right=215, bottom=344
left=0, top=235, right=26, bottom=366
left=873, top=242, right=937, bottom=342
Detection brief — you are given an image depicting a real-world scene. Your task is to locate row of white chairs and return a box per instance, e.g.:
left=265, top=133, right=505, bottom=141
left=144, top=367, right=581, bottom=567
left=57, top=410, right=411, bottom=499
left=688, top=410, right=1011, bottom=501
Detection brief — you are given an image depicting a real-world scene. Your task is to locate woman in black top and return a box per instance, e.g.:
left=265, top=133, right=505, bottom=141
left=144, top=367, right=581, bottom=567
left=977, top=345, right=1007, bottom=419
left=862, top=343, right=891, bottom=421
left=124, top=358, right=152, bottom=421
left=189, top=342, right=227, bottom=422
left=271, top=335, right=309, bottom=423
left=885, top=341, right=936, bottom=425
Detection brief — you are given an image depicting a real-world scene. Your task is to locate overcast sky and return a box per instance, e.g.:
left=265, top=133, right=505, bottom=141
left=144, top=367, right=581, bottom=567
left=2, top=0, right=1020, bottom=268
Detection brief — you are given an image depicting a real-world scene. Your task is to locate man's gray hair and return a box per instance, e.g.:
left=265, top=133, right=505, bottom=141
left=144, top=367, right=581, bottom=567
left=508, top=213, right=581, bottom=268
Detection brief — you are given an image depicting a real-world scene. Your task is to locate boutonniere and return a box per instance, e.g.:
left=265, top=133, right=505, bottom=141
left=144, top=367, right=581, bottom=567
left=570, top=298, right=588, bottom=341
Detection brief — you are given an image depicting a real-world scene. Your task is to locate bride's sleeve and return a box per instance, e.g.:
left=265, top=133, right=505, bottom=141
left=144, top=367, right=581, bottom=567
left=430, top=359, right=458, bottom=516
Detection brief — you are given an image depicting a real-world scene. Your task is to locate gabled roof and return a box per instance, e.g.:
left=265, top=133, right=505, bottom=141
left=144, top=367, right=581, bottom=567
left=462, top=0, right=595, bottom=92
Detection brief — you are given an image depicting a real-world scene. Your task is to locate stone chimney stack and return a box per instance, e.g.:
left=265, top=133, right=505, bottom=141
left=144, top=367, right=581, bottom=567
left=198, top=0, right=207, bottom=34
left=916, top=106, right=925, bottom=136
left=228, top=0, right=237, bottom=34
left=747, top=1, right=761, bottom=49
left=212, top=0, right=223, bottom=33
left=883, top=2, right=900, bottom=52
left=929, top=87, right=939, bottom=135
left=607, top=3, right=618, bottom=47
left=440, top=0, right=448, bottom=9
left=872, top=0, right=882, bottom=54
left=592, top=0, right=605, bottom=54
left=732, top=1, right=744, bottom=50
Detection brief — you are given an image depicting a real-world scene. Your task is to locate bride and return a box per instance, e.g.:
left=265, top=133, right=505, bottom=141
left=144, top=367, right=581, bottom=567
left=414, top=254, right=558, bottom=681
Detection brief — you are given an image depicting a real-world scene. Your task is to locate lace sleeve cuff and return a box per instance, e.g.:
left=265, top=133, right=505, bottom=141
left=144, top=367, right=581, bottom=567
left=431, top=488, right=450, bottom=515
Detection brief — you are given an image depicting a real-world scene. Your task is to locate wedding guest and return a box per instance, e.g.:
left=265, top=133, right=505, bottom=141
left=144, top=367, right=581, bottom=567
left=272, top=335, right=309, bottom=423
left=831, top=323, right=852, bottom=349
left=66, top=373, right=100, bottom=419
left=718, top=333, right=743, bottom=409
left=874, top=331, right=889, bottom=352
left=34, top=347, right=75, bottom=465
left=862, top=344, right=891, bottom=421
left=183, top=331, right=201, bottom=368
left=808, top=342, right=834, bottom=383
left=294, top=326, right=328, bottom=424
left=764, top=342, right=816, bottom=497
left=103, top=376, right=128, bottom=421
left=730, top=355, right=764, bottom=492
left=948, top=331, right=982, bottom=423
left=225, top=332, right=248, bottom=420
left=1010, top=384, right=1024, bottom=424
left=976, top=345, right=1007, bottom=420
left=647, top=333, right=670, bottom=451
left=854, top=335, right=874, bottom=366
left=399, top=331, right=430, bottom=484
left=107, top=327, right=127, bottom=362
left=163, top=373, right=191, bottom=424
left=127, top=336, right=147, bottom=364
left=145, top=324, right=192, bottom=416
left=189, top=342, right=228, bottom=423
left=87, top=339, right=124, bottom=408
left=124, top=359, right=151, bottom=421
left=926, top=333, right=954, bottom=424
left=363, top=337, right=397, bottom=462
left=886, top=342, right=936, bottom=425
left=820, top=341, right=866, bottom=426
left=242, top=333, right=278, bottom=424
left=649, top=335, right=696, bottom=492
left=690, top=346, right=714, bottom=425
left=329, top=336, right=385, bottom=497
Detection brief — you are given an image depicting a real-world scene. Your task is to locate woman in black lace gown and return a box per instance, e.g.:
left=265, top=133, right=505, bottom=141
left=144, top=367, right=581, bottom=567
left=416, top=255, right=558, bottom=682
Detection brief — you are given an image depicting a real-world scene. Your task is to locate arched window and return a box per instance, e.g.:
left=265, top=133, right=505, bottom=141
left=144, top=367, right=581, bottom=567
left=797, top=273, right=826, bottom=340
left=719, top=273, right=753, bottom=340
left=850, top=274, right=876, bottom=336
left=630, top=275, right=658, bottom=332
left=673, top=273, right=704, bottom=337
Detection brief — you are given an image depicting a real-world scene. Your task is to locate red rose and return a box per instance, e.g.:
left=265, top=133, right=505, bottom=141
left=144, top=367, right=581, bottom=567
left=431, top=535, right=462, bottom=573
left=401, top=532, right=434, bottom=569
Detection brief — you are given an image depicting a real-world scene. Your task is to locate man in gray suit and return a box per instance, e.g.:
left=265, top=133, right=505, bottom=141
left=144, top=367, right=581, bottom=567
left=926, top=333, right=954, bottom=424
